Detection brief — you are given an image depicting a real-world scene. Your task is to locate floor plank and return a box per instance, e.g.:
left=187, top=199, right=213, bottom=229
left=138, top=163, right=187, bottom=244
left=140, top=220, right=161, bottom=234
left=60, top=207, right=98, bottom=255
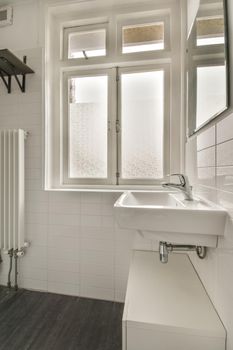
left=0, top=286, right=124, bottom=350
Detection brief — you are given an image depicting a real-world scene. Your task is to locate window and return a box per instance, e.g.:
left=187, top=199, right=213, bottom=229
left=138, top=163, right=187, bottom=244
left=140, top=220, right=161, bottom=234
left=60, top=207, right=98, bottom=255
left=196, top=16, right=225, bottom=46
left=45, top=2, right=180, bottom=190
left=63, top=24, right=107, bottom=60
left=122, top=22, right=164, bottom=53
left=62, top=66, right=168, bottom=186
left=120, top=69, right=164, bottom=180
left=62, top=69, right=115, bottom=185
left=68, top=75, right=108, bottom=178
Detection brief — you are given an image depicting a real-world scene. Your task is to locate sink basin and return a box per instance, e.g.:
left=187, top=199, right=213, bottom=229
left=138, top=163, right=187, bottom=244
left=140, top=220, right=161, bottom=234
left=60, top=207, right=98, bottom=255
left=114, top=191, right=227, bottom=247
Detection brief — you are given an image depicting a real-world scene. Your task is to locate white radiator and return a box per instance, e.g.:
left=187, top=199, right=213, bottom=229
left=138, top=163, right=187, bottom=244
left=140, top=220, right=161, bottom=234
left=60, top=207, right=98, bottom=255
left=0, top=129, right=25, bottom=252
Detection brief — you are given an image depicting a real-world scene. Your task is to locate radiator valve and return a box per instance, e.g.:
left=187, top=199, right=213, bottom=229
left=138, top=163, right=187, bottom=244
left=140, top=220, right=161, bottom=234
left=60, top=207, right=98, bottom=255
left=16, top=241, right=30, bottom=257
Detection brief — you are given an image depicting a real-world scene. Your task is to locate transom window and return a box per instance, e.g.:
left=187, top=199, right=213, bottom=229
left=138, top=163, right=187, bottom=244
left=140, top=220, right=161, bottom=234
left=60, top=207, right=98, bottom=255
left=196, top=16, right=225, bottom=46
left=64, top=23, right=107, bottom=59
left=122, top=22, right=165, bottom=53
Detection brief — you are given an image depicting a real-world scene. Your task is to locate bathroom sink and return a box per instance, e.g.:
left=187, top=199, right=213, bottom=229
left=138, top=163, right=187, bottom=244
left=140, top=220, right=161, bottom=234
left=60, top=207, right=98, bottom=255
left=114, top=191, right=227, bottom=247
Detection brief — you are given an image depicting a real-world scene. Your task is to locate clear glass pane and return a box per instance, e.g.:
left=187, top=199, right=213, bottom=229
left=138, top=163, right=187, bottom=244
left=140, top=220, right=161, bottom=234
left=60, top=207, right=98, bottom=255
left=122, top=22, right=164, bottom=54
left=69, top=75, right=108, bottom=178
left=196, top=17, right=224, bottom=46
left=68, top=29, right=106, bottom=58
left=121, top=71, right=164, bottom=179
left=196, top=65, right=226, bottom=127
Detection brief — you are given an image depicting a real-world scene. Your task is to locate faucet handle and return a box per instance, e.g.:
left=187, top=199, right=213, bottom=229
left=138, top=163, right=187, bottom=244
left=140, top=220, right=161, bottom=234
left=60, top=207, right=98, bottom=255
left=168, top=173, right=186, bottom=186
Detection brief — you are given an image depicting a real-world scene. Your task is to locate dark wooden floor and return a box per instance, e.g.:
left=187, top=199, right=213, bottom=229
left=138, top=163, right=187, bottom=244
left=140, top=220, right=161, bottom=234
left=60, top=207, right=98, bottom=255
left=0, top=286, right=124, bottom=350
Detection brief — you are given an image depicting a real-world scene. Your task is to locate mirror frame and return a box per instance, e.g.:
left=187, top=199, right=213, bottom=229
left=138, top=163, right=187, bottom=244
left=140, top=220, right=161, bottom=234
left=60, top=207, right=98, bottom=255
left=187, top=0, right=230, bottom=137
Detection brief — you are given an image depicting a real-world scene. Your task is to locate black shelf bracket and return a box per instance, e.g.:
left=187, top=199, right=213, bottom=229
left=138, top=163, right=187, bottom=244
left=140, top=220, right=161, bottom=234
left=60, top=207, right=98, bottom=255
left=0, top=49, right=34, bottom=94
left=11, top=56, right=27, bottom=93
left=0, top=70, right=11, bottom=93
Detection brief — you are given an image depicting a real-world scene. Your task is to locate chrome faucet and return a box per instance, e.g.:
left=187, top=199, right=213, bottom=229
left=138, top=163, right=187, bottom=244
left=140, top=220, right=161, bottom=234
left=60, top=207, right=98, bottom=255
left=162, top=173, right=193, bottom=201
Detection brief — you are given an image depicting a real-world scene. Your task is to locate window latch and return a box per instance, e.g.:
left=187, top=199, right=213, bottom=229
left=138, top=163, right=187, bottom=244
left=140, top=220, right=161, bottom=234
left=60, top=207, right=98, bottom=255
left=116, top=120, right=120, bottom=133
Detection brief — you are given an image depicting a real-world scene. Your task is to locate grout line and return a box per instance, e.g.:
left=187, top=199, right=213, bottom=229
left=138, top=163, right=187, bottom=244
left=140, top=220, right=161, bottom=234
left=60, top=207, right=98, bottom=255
left=197, top=144, right=215, bottom=152
left=197, top=166, right=216, bottom=169
left=215, top=126, right=217, bottom=188
left=216, top=165, right=233, bottom=169
left=215, top=136, right=233, bottom=147
left=197, top=136, right=233, bottom=153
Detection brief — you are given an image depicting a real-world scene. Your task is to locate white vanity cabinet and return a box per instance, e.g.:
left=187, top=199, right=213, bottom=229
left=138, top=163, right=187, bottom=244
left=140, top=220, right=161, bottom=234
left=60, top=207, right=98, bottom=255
left=122, top=251, right=226, bottom=350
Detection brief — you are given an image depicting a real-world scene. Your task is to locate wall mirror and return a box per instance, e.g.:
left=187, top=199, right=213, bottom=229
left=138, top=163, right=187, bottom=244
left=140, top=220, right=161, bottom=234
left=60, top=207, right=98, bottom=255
left=187, top=0, right=229, bottom=136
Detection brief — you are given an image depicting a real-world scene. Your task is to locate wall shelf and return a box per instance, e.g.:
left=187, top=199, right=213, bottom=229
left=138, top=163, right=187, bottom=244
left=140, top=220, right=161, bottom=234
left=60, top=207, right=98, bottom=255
left=0, top=49, right=34, bottom=93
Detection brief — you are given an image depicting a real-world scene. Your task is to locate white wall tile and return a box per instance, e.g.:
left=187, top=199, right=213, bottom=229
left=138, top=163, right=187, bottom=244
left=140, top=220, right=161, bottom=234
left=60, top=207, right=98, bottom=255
left=21, top=267, right=47, bottom=281
left=81, top=215, right=102, bottom=227
left=48, top=269, right=78, bottom=284
left=197, top=167, right=216, bottom=187
left=48, top=258, right=78, bottom=273
left=22, top=278, right=48, bottom=291
left=48, top=247, right=77, bottom=261
left=48, top=224, right=80, bottom=238
left=186, top=112, right=233, bottom=350
left=26, top=212, right=48, bottom=225
left=216, top=190, right=233, bottom=219
left=197, top=126, right=215, bottom=151
left=197, top=146, right=216, bottom=168
left=49, top=214, right=80, bottom=226
left=82, top=227, right=114, bottom=241
left=217, top=166, right=233, bottom=192
left=81, top=238, right=114, bottom=252
left=21, top=246, right=47, bottom=269
left=217, top=139, right=233, bottom=166
left=218, top=218, right=233, bottom=249
left=81, top=192, right=103, bottom=204
left=80, top=285, right=114, bottom=301
left=81, top=273, right=114, bottom=290
left=26, top=224, right=47, bottom=246
left=48, top=281, right=78, bottom=296
left=217, top=113, right=233, bottom=144
left=49, top=201, right=81, bottom=215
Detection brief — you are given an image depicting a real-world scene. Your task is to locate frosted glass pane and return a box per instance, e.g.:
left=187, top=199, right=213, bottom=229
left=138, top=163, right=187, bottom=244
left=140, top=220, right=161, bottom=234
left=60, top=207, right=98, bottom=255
left=122, top=23, right=164, bottom=54
left=68, top=29, right=106, bottom=59
left=121, top=71, right=164, bottom=179
left=196, top=66, right=226, bottom=128
left=69, top=76, right=108, bottom=178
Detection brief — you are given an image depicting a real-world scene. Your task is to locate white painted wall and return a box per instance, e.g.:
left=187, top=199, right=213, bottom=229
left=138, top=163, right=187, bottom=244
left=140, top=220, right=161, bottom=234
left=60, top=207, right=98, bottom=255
left=186, top=1, right=233, bottom=349
left=0, top=1, right=39, bottom=50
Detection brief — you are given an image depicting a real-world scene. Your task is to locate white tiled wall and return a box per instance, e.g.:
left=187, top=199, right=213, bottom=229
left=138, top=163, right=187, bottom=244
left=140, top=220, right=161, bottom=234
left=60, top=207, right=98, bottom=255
left=186, top=113, right=233, bottom=350
left=0, top=48, right=155, bottom=302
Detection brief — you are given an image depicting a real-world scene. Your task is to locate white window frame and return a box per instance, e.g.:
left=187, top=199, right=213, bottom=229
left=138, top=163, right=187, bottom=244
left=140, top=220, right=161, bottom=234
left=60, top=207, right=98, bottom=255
left=63, top=22, right=109, bottom=61
left=62, top=68, right=116, bottom=185
left=188, top=58, right=226, bottom=133
left=44, top=1, right=182, bottom=190
left=117, top=64, right=170, bottom=185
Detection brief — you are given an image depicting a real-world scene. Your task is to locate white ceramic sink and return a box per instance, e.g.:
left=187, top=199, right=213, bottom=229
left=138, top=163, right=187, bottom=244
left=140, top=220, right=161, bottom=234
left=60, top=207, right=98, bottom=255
left=114, top=191, right=227, bottom=247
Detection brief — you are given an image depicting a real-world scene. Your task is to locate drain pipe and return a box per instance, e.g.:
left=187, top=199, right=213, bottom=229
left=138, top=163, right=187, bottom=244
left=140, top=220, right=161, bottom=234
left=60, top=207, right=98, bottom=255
left=159, top=242, right=207, bottom=264
left=7, top=249, right=13, bottom=288
left=14, top=250, right=19, bottom=291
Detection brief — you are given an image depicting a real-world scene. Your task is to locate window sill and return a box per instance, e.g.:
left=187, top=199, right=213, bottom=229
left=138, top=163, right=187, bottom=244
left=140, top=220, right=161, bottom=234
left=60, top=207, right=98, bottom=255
left=44, top=184, right=165, bottom=192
